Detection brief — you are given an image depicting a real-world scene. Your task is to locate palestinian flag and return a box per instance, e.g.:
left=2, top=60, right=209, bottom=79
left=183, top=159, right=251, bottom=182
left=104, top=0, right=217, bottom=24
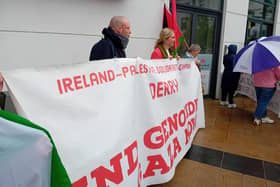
left=163, top=0, right=185, bottom=54
left=0, top=110, right=71, bottom=187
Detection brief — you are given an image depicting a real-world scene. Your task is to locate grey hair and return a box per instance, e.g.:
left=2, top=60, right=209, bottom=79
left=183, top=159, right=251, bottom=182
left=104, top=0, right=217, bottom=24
left=188, top=44, right=201, bottom=52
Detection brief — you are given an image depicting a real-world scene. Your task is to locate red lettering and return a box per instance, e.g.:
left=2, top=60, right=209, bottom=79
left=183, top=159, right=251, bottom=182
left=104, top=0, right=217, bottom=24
left=149, top=83, right=156, bottom=99
left=168, top=80, right=175, bottom=93
left=172, top=137, right=182, bottom=159
left=122, top=66, right=129, bottom=78
left=164, top=82, right=170, bottom=96
left=161, top=120, right=169, bottom=142
left=167, top=144, right=174, bottom=168
left=124, top=140, right=138, bottom=176
left=138, top=163, right=142, bottom=187
left=184, top=103, right=190, bottom=119
left=143, top=155, right=169, bottom=178
left=191, top=117, right=196, bottom=130
left=139, top=64, right=148, bottom=74
left=185, top=119, right=194, bottom=145
left=107, top=69, right=115, bottom=81
left=130, top=65, right=139, bottom=75
left=62, top=78, right=74, bottom=93
left=91, top=152, right=123, bottom=186
left=72, top=176, right=88, bottom=187
left=98, top=71, right=107, bottom=83
left=188, top=101, right=196, bottom=116
left=194, top=98, right=198, bottom=112
left=179, top=64, right=191, bottom=70
left=89, top=73, right=99, bottom=85
left=82, top=74, right=90, bottom=88
left=144, top=126, right=164, bottom=149
left=73, top=75, right=83, bottom=90
left=178, top=109, right=186, bottom=127
left=157, top=82, right=163, bottom=97
left=149, top=79, right=179, bottom=99
left=57, top=79, right=63, bottom=94
left=174, top=79, right=178, bottom=92
left=167, top=113, right=178, bottom=136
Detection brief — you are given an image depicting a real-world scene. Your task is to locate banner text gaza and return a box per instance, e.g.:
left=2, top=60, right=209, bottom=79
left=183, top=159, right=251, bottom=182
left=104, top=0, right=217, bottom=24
left=72, top=98, right=198, bottom=187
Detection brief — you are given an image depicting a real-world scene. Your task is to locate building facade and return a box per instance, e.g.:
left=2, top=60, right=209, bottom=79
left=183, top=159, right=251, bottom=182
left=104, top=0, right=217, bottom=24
left=0, top=0, right=280, bottom=98
left=215, top=0, right=280, bottom=98
left=0, top=0, right=168, bottom=70
left=175, top=0, right=279, bottom=98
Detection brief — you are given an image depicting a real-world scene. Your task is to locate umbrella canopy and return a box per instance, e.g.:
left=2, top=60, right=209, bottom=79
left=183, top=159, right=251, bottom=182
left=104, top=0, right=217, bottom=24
left=233, top=36, right=280, bottom=74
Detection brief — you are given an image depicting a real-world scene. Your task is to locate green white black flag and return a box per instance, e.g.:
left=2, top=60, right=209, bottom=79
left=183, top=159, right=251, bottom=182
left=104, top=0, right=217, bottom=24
left=0, top=110, right=71, bottom=187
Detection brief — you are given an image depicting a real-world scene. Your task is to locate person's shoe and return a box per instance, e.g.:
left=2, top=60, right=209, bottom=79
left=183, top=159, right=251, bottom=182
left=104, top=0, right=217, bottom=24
left=253, top=118, right=261, bottom=126
left=220, top=101, right=228, bottom=106
left=228, top=103, right=237, bottom=108
left=261, top=117, right=274, bottom=124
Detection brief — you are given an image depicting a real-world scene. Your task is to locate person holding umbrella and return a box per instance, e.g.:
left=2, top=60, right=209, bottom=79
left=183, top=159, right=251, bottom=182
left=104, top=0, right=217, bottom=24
left=253, top=67, right=280, bottom=125
left=233, top=36, right=280, bottom=125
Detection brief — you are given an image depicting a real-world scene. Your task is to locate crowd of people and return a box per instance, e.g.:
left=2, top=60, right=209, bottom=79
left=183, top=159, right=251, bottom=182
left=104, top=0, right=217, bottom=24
left=1, top=16, right=279, bottom=125
left=90, top=16, right=280, bottom=126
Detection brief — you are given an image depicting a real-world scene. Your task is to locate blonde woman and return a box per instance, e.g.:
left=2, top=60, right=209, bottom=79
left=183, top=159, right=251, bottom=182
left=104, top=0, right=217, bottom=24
left=151, top=28, right=177, bottom=59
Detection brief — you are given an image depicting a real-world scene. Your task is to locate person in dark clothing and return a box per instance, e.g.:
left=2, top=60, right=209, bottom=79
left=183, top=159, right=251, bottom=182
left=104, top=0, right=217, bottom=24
left=89, top=16, right=131, bottom=60
left=220, top=44, right=240, bottom=108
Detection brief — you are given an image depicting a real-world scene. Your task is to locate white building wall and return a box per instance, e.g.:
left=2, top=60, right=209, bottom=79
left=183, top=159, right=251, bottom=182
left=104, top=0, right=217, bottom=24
left=215, top=0, right=249, bottom=98
left=0, top=0, right=168, bottom=70
left=274, top=0, right=280, bottom=35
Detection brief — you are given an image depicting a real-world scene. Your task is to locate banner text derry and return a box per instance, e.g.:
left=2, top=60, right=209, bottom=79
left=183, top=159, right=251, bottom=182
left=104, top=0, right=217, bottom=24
left=149, top=79, right=178, bottom=99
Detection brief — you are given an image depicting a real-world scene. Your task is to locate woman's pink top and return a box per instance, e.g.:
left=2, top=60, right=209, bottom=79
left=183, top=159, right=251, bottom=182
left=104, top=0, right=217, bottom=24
left=253, top=66, right=280, bottom=88
left=151, top=48, right=163, bottom=59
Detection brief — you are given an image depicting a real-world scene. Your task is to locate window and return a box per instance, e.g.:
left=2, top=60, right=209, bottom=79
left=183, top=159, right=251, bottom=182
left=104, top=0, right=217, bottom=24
left=248, top=1, right=275, bottom=22
left=245, top=0, right=276, bottom=44
left=177, top=0, right=222, bottom=11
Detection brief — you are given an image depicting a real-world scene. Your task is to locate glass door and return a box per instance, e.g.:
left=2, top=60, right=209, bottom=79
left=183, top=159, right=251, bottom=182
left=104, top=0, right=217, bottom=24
left=177, top=10, right=220, bottom=96
left=196, top=15, right=216, bottom=96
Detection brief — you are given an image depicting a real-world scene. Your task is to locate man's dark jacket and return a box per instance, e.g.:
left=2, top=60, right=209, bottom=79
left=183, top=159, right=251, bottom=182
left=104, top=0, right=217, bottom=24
left=89, top=27, right=126, bottom=60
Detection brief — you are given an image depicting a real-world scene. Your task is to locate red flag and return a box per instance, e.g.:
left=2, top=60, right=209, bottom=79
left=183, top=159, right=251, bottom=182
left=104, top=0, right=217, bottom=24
left=163, top=4, right=172, bottom=28
left=163, top=2, right=183, bottom=50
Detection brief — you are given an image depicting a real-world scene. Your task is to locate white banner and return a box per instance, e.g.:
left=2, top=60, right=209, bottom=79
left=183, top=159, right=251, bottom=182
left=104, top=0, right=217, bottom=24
left=3, top=58, right=205, bottom=187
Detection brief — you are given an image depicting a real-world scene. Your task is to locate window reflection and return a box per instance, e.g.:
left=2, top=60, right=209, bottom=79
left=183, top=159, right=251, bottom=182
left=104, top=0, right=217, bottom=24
left=248, top=1, right=275, bottom=22
left=250, top=0, right=276, bottom=4
left=249, top=2, right=263, bottom=19
left=265, top=0, right=275, bottom=4
left=247, top=22, right=260, bottom=43
left=177, top=12, right=192, bottom=56
left=246, top=0, right=275, bottom=44
left=176, top=0, right=222, bottom=11
left=196, top=16, right=215, bottom=53
left=264, top=6, right=274, bottom=21
left=246, top=21, right=273, bottom=44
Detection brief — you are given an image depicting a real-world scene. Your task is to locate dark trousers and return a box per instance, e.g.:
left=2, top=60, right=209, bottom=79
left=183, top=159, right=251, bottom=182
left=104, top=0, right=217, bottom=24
left=221, top=87, right=235, bottom=104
